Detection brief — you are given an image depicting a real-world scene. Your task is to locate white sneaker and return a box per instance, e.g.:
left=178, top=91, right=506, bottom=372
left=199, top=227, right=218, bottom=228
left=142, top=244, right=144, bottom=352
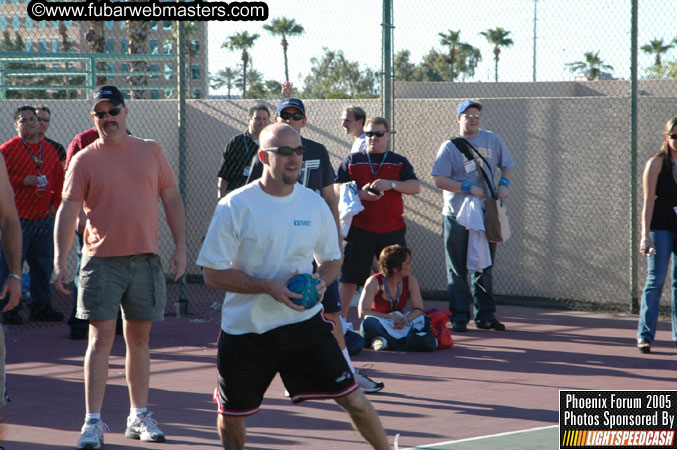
left=77, top=419, right=109, bottom=450
left=355, top=365, right=384, bottom=393
left=125, top=410, right=166, bottom=442
left=371, top=336, right=388, bottom=351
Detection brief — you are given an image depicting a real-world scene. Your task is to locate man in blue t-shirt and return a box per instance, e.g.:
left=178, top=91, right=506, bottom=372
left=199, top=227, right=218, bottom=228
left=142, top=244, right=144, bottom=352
left=247, top=97, right=384, bottom=393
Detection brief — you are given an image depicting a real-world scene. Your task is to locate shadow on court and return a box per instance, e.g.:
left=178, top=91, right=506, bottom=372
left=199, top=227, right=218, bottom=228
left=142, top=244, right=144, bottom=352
left=1, top=286, right=674, bottom=449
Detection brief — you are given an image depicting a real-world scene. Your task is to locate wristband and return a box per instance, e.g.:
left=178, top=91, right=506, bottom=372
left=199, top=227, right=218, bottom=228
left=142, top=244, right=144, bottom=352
left=7, top=273, right=21, bottom=281
left=461, top=182, right=472, bottom=193
left=499, top=177, right=510, bottom=187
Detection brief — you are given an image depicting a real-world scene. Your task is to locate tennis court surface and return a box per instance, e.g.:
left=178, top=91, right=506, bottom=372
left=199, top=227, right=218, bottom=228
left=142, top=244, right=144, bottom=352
left=2, top=290, right=675, bottom=449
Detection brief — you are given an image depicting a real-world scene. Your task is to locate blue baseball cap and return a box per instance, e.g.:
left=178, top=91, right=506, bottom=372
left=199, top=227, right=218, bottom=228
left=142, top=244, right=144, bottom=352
left=276, top=97, right=305, bottom=116
left=456, top=100, right=482, bottom=117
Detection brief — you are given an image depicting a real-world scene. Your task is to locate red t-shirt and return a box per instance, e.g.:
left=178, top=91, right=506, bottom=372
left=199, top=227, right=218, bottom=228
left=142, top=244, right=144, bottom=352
left=64, top=127, right=98, bottom=171
left=369, top=273, right=410, bottom=314
left=0, top=136, right=64, bottom=220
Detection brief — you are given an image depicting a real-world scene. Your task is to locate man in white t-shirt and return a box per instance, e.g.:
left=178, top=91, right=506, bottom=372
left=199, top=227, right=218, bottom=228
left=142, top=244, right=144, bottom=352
left=197, top=123, right=390, bottom=450
left=341, top=105, right=367, bottom=153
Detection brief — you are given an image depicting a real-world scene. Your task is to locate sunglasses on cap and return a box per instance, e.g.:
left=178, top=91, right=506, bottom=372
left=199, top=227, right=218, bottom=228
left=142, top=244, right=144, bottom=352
left=365, top=131, right=386, bottom=138
left=279, top=111, right=304, bottom=121
left=93, top=107, right=122, bottom=119
left=260, top=145, right=306, bottom=156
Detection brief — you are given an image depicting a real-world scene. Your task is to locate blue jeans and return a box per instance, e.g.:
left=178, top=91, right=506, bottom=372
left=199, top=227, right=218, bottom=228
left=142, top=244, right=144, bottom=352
left=0, top=218, right=54, bottom=314
left=637, top=229, right=677, bottom=343
left=442, top=215, right=497, bottom=325
left=360, top=316, right=407, bottom=351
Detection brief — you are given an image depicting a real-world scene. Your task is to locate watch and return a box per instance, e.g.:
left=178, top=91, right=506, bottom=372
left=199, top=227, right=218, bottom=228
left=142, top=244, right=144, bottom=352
left=391, top=181, right=396, bottom=190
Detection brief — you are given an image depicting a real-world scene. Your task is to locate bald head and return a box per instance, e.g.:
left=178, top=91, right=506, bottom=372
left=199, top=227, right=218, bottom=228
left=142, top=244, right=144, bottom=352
left=259, top=122, right=301, bottom=150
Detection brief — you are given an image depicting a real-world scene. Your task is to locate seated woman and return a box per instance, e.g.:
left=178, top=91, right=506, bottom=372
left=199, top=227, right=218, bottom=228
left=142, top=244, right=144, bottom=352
left=357, top=244, right=428, bottom=351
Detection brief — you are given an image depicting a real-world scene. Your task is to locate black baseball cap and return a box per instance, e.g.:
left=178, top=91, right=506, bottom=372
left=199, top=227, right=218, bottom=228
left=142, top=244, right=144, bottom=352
left=91, top=85, right=125, bottom=109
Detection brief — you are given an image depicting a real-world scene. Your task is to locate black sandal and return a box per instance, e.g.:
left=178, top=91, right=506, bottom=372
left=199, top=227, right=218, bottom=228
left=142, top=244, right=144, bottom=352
left=638, top=339, right=651, bottom=354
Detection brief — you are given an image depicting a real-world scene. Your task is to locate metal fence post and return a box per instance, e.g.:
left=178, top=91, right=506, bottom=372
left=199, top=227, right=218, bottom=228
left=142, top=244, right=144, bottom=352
left=176, top=20, right=189, bottom=315
left=630, top=0, right=639, bottom=313
left=381, top=0, right=394, bottom=148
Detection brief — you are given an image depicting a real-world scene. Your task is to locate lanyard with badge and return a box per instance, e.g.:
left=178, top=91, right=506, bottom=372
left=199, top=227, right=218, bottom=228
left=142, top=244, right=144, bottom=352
left=242, top=130, right=256, bottom=177
left=21, top=138, right=48, bottom=194
left=365, top=149, right=389, bottom=180
left=383, top=277, right=401, bottom=312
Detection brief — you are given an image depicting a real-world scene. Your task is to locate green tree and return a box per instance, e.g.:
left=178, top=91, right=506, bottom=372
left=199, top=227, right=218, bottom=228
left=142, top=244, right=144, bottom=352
left=222, top=31, right=259, bottom=99
left=438, top=29, right=461, bottom=81
left=641, top=38, right=674, bottom=68
left=415, top=46, right=481, bottom=82
left=210, top=67, right=237, bottom=99
left=566, top=51, right=614, bottom=80
left=643, top=59, right=677, bottom=79
left=394, top=50, right=417, bottom=81
left=263, top=17, right=305, bottom=82
left=480, top=27, right=513, bottom=82
left=0, top=32, right=57, bottom=99
left=302, top=48, right=377, bottom=99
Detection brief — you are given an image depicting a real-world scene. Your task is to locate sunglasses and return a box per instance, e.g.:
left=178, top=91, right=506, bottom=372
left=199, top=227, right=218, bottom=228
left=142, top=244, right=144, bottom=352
left=279, top=111, right=304, bottom=121
left=261, top=145, right=306, bottom=156
left=93, top=107, right=122, bottom=119
left=669, top=134, right=677, bottom=139
left=365, top=131, right=386, bottom=138
left=461, top=114, right=481, bottom=119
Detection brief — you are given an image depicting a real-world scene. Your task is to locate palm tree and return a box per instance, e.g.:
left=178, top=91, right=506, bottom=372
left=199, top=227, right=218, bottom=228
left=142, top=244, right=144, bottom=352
left=566, top=51, right=613, bottom=80
left=641, top=38, right=674, bottom=68
left=438, top=29, right=461, bottom=81
left=170, top=21, right=198, bottom=98
left=85, top=21, right=106, bottom=86
left=222, top=31, right=259, bottom=99
left=263, top=17, right=305, bottom=82
left=210, top=67, right=237, bottom=99
left=126, top=20, right=150, bottom=99
left=480, top=27, right=513, bottom=82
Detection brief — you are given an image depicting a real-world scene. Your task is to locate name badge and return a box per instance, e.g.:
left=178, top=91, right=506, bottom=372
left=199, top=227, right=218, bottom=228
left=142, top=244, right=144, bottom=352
left=464, top=160, right=476, bottom=173
left=243, top=166, right=251, bottom=176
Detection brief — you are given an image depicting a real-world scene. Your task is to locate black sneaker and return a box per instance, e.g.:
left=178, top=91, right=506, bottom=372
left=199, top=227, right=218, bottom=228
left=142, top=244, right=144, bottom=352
left=30, top=305, right=64, bottom=322
left=452, top=321, right=467, bottom=332
left=3, top=310, right=23, bottom=325
left=475, top=319, right=506, bottom=331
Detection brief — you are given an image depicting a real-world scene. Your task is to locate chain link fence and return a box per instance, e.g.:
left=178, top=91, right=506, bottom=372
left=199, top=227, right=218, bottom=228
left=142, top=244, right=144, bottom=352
left=0, top=0, right=675, bottom=329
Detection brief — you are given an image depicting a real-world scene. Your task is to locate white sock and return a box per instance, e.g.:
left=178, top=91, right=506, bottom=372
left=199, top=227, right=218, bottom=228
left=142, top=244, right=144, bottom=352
left=85, top=413, right=101, bottom=422
left=342, top=347, right=356, bottom=374
left=130, top=407, right=147, bottom=417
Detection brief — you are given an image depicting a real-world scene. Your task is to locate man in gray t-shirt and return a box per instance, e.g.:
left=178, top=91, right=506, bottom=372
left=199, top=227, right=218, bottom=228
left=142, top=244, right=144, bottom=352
left=431, top=100, right=515, bottom=333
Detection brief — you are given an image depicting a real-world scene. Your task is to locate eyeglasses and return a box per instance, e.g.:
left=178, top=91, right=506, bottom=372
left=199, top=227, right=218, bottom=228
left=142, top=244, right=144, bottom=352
left=365, top=131, right=386, bottom=138
left=461, top=114, right=481, bottom=119
left=279, top=111, right=304, bottom=121
left=93, top=107, right=122, bottom=119
left=260, top=145, right=306, bottom=156
left=37, top=118, right=50, bottom=123
left=669, top=134, right=677, bottom=139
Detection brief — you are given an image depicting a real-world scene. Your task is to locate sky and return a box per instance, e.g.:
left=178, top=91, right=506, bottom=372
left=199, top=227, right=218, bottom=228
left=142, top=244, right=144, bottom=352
left=207, top=0, right=676, bottom=96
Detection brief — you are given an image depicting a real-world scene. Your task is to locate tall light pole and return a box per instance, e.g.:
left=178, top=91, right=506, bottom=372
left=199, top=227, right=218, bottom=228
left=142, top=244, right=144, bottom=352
left=532, top=0, right=538, bottom=82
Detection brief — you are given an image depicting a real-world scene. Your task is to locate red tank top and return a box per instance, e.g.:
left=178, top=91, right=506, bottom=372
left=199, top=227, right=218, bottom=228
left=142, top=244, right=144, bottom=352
left=369, top=273, right=409, bottom=313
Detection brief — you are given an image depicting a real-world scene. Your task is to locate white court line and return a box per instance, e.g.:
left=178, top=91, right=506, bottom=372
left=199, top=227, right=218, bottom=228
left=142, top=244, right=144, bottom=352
left=398, top=425, right=559, bottom=449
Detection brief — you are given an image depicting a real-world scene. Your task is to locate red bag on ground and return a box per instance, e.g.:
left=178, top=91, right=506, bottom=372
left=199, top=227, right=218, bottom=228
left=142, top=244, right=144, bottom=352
left=427, top=310, right=453, bottom=349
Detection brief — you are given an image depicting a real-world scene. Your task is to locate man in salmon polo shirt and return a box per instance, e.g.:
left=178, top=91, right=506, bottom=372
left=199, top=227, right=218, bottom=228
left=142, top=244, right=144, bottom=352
left=53, top=85, right=187, bottom=450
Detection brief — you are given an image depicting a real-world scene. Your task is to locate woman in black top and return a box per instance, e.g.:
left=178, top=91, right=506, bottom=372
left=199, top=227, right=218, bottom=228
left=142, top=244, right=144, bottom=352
left=637, top=117, right=677, bottom=353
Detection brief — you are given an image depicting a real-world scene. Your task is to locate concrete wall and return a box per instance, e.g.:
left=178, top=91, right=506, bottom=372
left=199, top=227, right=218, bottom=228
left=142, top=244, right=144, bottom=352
left=1, top=85, right=676, bottom=308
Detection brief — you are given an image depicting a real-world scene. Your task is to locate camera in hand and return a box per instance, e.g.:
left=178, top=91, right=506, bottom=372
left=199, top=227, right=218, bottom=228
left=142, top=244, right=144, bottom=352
left=364, top=186, right=381, bottom=195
